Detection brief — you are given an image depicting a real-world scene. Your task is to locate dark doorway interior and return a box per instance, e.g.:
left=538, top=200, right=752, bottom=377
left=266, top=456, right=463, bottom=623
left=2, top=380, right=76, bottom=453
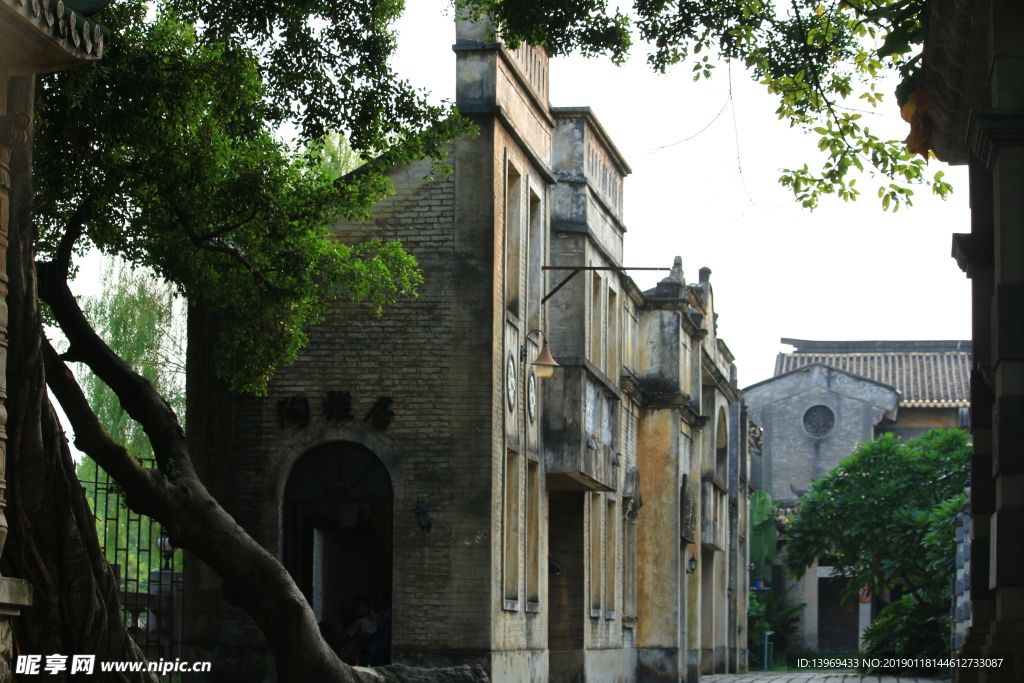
left=283, top=441, right=393, bottom=665
left=818, top=577, right=859, bottom=653
left=547, top=491, right=585, bottom=651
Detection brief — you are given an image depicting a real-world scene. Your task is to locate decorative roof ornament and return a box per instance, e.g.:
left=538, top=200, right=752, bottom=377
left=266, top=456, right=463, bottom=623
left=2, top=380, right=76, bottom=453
left=1, top=0, right=109, bottom=71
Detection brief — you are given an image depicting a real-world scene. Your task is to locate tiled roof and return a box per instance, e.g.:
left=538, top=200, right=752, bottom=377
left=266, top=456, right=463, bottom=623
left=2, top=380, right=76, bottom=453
left=775, top=339, right=971, bottom=408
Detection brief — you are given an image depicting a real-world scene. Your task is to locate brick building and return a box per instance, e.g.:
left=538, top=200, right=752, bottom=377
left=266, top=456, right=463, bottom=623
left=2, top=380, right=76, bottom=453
left=184, top=19, right=749, bottom=682
left=741, top=339, right=971, bottom=654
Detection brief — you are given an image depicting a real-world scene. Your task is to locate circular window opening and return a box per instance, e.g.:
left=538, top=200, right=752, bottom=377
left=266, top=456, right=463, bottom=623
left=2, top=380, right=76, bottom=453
left=803, top=405, right=835, bottom=437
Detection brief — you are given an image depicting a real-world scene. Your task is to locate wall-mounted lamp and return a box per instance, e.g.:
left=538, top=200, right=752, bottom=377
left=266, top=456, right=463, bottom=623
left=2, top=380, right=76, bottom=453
left=611, top=452, right=622, bottom=467
left=414, top=502, right=432, bottom=534
left=549, top=558, right=562, bottom=576
left=687, top=556, right=698, bottom=574
left=524, top=329, right=559, bottom=379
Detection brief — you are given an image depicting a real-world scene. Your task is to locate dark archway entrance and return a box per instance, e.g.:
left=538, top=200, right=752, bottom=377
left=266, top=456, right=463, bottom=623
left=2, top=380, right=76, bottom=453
left=283, top=441, right=393, bottom=665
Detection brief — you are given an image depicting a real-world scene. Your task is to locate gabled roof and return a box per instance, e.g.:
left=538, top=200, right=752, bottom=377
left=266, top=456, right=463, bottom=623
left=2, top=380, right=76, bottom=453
left=743, top=362, right=900, bottom=416
left=775, top=339, right=971, bottom=408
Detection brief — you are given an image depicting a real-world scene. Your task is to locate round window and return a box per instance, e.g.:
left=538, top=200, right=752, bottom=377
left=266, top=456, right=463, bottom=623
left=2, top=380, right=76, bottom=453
left=803, top=405, right=835, bottom=437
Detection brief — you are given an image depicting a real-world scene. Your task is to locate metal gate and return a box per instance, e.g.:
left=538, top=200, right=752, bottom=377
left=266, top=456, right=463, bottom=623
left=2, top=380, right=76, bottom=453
left=77, top=457, right=184, bottom=666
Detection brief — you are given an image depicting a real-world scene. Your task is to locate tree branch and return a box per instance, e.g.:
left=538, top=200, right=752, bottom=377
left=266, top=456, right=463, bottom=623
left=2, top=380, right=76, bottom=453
left=169, top=200, right=279, bottom=297
left=42, top=338, right=169, bottom=512
left=54, top=199, right=92, bottom=277
left=37, top=259, right=189, bottom=476
left=199, top=209, right=259, bottom=241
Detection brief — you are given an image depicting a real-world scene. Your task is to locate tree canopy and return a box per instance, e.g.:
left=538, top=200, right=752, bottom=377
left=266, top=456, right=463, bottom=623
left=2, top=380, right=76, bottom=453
left=784, top=429, right=970, bottom=599
left=458, top=0, right=948, bottom=211
left=782, top=429, right=969, bottom=663
left=37, top=1, right=471, bottom=393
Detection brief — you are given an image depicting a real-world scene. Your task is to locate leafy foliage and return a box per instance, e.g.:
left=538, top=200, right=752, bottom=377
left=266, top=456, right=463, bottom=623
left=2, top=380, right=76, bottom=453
left=747, top=583, right=806, bottom=668
left=35, top=3, right=471, bottom=393
left=785, top=429, right=970, bottom=600
left=458, top=0, right=951, bottom=211
left=861, top=593, right=949, bottom=671
left=749, top=489, right=778, bottom=583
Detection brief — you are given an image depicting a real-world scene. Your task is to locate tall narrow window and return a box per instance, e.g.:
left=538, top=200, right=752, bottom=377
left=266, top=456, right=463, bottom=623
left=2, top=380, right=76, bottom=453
left=624, top=301, right=638, bottom=374
left=590, top=274, right=602, bottom=368
left=602, top=395, right=613, bottom=446
left=589, top=492, right=603, bottom=616
left=526, top=188, right=543, bottom=331
left=525, top=460, right=541, bottom=607
left=604, top=498, right=617, bottom=617
left=505, top=164, right=523, bottom=317
left=623, top=505, right=638, bottom=619
left=503, top=449, right=521, bottom=607
left=607, top=288, right=618, bottom=377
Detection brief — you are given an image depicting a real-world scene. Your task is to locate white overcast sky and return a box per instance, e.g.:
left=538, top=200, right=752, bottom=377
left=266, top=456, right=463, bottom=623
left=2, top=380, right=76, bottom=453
left=390, top=2, right=972, bottom=386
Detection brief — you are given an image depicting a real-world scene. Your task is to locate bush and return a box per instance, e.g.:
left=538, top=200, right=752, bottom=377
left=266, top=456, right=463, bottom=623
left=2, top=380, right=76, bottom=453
left=860, top=593, right=950, bottom=676
left=747, top=585, right=805, bottom=669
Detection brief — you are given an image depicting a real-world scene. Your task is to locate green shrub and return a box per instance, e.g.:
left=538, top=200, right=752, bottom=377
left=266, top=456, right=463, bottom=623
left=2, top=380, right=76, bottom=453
left=860, top=593, right=950, bottom=676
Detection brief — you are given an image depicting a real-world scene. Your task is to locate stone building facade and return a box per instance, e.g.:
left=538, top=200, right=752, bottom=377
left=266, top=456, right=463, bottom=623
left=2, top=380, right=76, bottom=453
left=741, top=339, right=971, bottom=654
left=919, top=2, right=1024, bottom=678
left=184, top=19, right=749, bottom=683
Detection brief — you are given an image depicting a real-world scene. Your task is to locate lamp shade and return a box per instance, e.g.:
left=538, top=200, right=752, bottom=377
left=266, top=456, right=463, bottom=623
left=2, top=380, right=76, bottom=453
left=531, top=342, right=559, bottom=379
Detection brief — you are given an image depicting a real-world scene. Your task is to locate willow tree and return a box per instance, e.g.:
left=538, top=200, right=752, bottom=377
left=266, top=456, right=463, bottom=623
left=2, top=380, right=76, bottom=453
left=9, top=0, right=485, bottom=680
left=458, top=0, right=949, bottom=211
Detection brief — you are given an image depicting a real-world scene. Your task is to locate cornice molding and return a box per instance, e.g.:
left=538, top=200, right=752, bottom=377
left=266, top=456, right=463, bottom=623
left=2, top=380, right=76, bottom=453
left=967, top=111, right=1024, bottom=170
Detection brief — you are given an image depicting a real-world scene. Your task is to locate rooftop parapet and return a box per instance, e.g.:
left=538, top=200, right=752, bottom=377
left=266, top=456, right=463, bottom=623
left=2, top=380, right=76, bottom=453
left=551, top=107, right=629, bottom=221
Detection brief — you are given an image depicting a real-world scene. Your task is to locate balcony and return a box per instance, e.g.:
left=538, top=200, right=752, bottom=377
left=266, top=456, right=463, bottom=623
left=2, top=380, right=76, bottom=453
left=543, top=363, right=619, bottom=491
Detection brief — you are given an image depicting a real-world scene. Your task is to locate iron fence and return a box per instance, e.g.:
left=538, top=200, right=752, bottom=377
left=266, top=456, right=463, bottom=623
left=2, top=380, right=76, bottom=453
left=78, top=457, right=184, bottom=675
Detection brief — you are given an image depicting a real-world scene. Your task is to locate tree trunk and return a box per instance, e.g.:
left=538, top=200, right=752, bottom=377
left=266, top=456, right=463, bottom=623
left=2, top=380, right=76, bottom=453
left=3, top=75, right=156, bottom=680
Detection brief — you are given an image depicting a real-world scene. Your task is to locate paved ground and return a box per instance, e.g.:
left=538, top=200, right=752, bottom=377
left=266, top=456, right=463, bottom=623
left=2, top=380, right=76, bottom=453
left=701, top=673, right=949, bottom=683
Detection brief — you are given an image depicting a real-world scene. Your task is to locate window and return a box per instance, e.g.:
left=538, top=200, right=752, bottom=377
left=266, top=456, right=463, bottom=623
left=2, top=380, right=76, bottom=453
left=505, top=163, right=522, bottom=317
left=589, top=492, right=603, bottom=616
left=503, top=449, right=521, bottom=608
left=623, top=503, right=638, bottom=620
left=602, top=395, right=613, bottom=447
left=590, top=273, right=602, bottom=368
left=604, top=498, right=617, bottom=617
left=715, top=407, right=728, bottom=483
left=623, top=300, right=638, bottom=374
left=607, top=287, right=618, bottom=377
left=526, top=188, right=543, bottom=331
left=803, top=405, right=835, bottom=437
left=525, top=461, right=540, bottom=608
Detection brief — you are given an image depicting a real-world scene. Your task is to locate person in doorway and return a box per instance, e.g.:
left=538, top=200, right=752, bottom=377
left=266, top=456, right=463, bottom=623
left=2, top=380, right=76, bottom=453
left=335, top=596, right=377, bottom=665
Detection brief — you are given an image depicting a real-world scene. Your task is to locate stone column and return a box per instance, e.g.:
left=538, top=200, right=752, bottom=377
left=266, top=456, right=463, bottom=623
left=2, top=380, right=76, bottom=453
left=0, top=73, right=34, bottom=683
left=953, top=152, right=998, bottom=683
left=965, top=4, right=1024, bottom=679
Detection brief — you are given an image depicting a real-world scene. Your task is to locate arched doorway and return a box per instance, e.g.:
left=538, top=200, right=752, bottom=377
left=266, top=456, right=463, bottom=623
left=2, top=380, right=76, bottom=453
left=283, top=441, right=393, bottom=664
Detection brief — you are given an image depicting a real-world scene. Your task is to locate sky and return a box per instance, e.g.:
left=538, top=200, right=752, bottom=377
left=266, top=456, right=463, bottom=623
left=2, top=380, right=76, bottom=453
left=389, top=2, right=973, bottom=386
